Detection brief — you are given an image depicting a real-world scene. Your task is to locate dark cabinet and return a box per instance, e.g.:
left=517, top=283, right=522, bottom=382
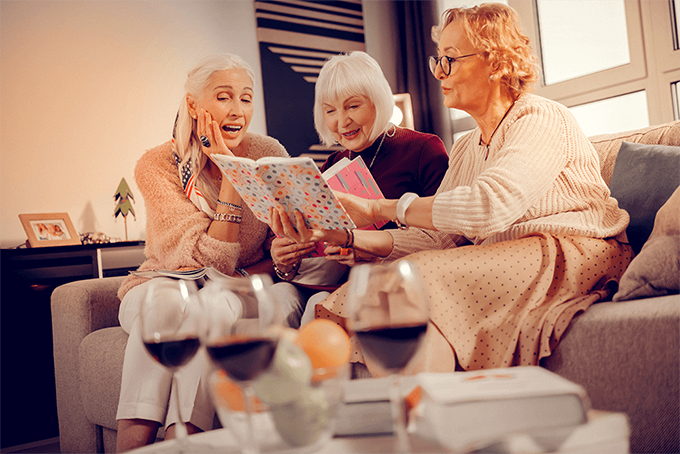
left=0, top=242, right=144, bottom=449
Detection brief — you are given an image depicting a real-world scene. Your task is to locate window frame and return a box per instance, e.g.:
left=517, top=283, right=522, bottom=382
left=509, top=0, right=680, bottom=125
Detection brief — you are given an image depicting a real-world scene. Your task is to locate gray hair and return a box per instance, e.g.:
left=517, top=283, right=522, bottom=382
left=313, top=51, right=395, bottom=147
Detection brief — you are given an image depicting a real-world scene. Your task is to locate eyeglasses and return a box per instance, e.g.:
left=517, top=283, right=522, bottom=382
left=428, top=54, right=478, bottom=76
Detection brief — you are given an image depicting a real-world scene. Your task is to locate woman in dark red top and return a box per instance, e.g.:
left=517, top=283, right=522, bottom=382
left=270, top=51, right=449, bottom=327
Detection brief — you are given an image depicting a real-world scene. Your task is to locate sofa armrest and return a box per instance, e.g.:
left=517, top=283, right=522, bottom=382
left=51, top=276, right=126, bottom=453
left=542, top=295, right=680, bottom=454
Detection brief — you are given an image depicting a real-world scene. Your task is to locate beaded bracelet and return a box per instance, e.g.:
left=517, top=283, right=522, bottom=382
left=217, top=199, right=242, bottom=211
left=273, top=261, right=299, bottom=281
left=213, top=212, right=242, bottom=224
left=341, top=228, right=354, bottom=248
left=234, top=268, right=249, bottom=278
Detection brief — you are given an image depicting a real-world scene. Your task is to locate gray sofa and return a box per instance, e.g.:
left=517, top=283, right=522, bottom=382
left=52, top=121, right=680, bottom=454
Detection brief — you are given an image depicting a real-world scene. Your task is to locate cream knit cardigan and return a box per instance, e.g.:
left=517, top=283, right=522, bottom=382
left=387, top=93, right=629, bottom=260
left=118, top=133, right=288, bottom=300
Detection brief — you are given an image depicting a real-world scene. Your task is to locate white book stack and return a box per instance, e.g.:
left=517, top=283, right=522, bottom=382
left=334, top=367, right=629, bottom=453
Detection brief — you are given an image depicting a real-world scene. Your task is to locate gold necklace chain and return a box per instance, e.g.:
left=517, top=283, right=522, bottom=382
left=350, top=124, right=397, bottom=169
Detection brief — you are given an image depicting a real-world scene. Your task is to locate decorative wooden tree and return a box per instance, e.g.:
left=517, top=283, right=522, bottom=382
left=114, top=178, right=136, bottom=241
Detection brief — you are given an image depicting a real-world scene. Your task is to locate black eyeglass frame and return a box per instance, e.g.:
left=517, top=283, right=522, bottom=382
left=428, top=53, right=478, bottom=76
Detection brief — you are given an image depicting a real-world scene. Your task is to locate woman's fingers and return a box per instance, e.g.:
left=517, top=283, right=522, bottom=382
left=210, top=118, right=233, bottom=156
left=335, top=192, right=378, bottom=228
left=271, top=236, right=316, bottom=266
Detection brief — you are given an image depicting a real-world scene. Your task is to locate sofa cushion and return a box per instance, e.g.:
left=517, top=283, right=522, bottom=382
left=589, top=120, right=680, bottom=185
left=614, top=186, right=680, bottom=301
left=79, top=326, right=128, bottom=431
left=608, top=141, right=680, bottom=255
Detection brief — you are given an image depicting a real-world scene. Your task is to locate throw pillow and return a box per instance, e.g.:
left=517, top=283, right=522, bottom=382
left=608, top=141, right=680, bottom=255
left=613, top=186, right=680, bottom=301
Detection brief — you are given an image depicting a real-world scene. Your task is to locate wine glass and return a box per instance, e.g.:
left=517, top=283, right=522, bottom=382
left=347, top=260, right=428, bottom=454
left=139, top=278, right=205, bottom=453
left=201, top=274, right=281, bottom=454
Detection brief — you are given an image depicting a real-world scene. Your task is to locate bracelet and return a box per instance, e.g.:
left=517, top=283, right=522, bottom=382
left=273, top=261, right=299, bottom=281
left=234, top=268, right=249, bottom=278
left=396, top=192, right=418, bottom=228
left=213, top=212, right=242, bottom=224
left=217, top=199, right=242, bottom=211
left=341, top=228, right=354, bottom=248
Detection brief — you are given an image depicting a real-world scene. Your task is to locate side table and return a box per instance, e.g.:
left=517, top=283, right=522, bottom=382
left=0, top=241, right=144, bottom=449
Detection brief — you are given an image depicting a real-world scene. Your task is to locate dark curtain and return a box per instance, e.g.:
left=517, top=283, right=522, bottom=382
left=393, top=0, right=452, bottom=150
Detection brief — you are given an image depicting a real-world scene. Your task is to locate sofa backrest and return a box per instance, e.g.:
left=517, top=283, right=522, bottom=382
left=589, top=120, right=680, bottom=185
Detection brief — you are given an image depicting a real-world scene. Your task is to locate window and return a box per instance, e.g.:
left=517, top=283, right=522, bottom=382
left=536, top=0, right=631, bottom=86
left=511, top=0, right=680, bottom=131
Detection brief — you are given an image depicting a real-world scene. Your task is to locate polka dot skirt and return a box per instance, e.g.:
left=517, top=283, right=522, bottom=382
left=316, top=233, right=634, bottom=376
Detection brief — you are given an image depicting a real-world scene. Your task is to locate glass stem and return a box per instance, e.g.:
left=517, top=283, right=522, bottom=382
left=172, top=374, right=189, bottom=445
left=242, top=385, right=259, bottom=454
left=390, top=373, right=410, bottom=454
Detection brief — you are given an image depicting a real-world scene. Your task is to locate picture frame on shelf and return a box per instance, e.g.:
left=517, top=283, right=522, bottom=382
left=19, top=212, right=81, bottom=248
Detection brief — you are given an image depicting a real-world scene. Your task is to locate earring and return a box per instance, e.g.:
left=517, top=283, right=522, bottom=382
left=489, top=74, right=497, bottom=82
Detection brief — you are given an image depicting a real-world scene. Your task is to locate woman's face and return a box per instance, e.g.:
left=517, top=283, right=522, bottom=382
left=323, top=94, right=377, bottom=152
left=434, top=19, right=493, bottom=116
left=188, top=68, right=254, bottom=150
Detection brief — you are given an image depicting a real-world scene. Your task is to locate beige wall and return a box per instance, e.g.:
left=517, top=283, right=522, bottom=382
left=0, top=0, right=268, bottom=247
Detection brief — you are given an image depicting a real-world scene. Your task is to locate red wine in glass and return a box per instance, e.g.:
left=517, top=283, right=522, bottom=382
left=355, top=323, right=427, bottom=373
left=144, top=336, right=201, bottom=371
left=207, top=336, right=278, bottom=382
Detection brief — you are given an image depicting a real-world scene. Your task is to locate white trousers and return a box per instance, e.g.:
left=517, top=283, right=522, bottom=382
left=116, top=280, right=215, bottom=431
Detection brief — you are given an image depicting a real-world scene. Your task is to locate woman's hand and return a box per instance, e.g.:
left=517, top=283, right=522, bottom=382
left=198, top=109, right=234, bottom=159
left=336, top=192, right=384, bottom=229
left=323, top=244, right=380, bottom=266
left=270, top=237, right=317, bottom=268
left=269, top=207, right=346, bottom=245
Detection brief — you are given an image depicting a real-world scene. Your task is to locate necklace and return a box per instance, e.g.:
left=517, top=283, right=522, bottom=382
left=349, top=124, right=397, bottom=169
left=479, top=98, right=517, bottom=160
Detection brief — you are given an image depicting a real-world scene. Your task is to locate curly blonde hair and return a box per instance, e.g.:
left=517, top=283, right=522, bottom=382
left=431, top=3, right=539, bottom=98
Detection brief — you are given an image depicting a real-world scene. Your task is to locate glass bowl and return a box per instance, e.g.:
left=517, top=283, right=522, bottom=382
left=209, top=343, right=350, bottom=454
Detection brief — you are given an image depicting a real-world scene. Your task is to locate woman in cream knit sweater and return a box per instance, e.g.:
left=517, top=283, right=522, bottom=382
left=116, top=54, right=288, bottom=451
left=272, top=4, right=634, bottom=376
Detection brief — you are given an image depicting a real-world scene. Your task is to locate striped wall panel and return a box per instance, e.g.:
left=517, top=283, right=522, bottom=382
left=255, top=0, right=365, bottom=157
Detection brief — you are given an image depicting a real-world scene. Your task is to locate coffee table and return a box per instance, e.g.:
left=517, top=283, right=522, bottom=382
left=128, top=429, right=445, bottom=453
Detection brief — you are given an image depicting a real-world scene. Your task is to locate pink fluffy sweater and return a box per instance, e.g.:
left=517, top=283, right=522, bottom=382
left=118, top=133, right=288, bottom=300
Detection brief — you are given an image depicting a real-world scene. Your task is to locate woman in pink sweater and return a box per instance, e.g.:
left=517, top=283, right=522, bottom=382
left=272, top=4, right=634, bottom=377
left=115, top=54, right=288, bottom=451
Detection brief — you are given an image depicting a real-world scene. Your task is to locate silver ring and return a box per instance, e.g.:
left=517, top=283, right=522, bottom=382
left=199, top=135, right=211, bottom=148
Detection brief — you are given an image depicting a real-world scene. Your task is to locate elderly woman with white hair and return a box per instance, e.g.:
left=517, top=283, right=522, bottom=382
left=115, top=53, right=288, bottom=452
left=269, top=51, right=449, bottom=327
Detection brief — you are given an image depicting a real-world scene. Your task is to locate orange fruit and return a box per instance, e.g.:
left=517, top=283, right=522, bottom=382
left=295, top=319, right=351, bottom=371
left=211, top=369, right=266, bottom=412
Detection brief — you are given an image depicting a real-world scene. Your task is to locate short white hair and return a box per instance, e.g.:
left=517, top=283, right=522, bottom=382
left=313, top=51, right=395, bottom=147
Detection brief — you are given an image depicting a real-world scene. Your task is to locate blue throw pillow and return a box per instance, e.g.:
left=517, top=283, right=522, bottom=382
left=608, top=141, right=680, bottom=255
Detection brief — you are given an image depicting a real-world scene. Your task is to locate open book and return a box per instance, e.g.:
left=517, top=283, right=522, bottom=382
left=212, top=155, right=356, bottom=231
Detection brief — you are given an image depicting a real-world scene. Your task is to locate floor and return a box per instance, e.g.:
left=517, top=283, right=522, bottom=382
left=0, top=438, right=60, bottom=454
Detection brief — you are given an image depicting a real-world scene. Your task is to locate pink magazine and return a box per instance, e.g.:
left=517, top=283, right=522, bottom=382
left=322, top=156, right=387, bottom=230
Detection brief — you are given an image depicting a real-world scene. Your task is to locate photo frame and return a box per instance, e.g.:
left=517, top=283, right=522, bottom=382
left=19, top=212, right=81, bottom=248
